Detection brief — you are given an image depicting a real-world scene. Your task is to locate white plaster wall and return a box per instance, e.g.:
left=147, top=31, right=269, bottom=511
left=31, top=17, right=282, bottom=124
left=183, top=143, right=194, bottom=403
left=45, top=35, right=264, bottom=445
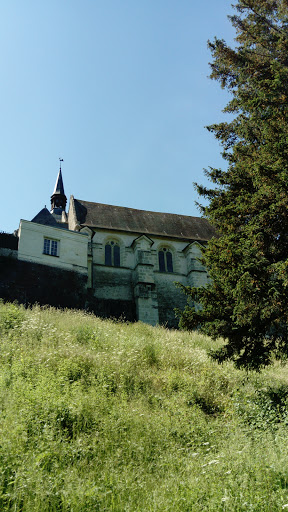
left=18, top=220, right=88, bottom=274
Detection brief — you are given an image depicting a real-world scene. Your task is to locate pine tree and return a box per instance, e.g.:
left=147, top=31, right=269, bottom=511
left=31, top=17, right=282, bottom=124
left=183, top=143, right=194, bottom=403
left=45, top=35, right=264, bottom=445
left=179, top=0, right=288, bottom=369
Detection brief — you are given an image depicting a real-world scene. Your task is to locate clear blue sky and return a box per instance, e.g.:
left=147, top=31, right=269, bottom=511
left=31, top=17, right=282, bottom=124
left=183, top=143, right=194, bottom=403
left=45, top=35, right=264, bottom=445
left=1, top=0, right=236, bottom=233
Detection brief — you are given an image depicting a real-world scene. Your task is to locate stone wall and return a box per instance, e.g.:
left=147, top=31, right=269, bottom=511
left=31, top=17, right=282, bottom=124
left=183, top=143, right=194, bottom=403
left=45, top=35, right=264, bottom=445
left=0, top=256, right=136, bottom=320
left=85, top=292, right=136, bottom=322
left=7, top=219, right=209, bottom=326
left=84, top=229, right=209, bottom=328
left=0, top=248, right=18, bottom=259
left=90, top=265, right=136, bottom=321
left=0, top=256, right=88, bottom=309
left=155, top=272, right=187, bottom=328
left=0, top=233, right=18, bottom=250
left=93, top=266, right=133, bottom=300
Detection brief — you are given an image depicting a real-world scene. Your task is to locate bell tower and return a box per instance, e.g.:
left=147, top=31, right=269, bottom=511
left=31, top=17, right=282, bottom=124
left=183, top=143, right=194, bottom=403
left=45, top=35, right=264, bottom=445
left=50, top=158, right=67, bottom=222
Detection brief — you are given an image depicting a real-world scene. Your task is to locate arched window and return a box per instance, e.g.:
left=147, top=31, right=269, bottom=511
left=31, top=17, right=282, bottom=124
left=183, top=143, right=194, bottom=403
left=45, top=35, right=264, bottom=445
left=105, top=241, right=120, bottom=267
left=158, top=248, right=173, bottom=273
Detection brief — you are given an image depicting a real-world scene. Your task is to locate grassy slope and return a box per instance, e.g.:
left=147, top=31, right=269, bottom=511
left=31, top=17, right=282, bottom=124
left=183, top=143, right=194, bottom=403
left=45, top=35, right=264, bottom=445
left=1, top=303, right=288, bottom=511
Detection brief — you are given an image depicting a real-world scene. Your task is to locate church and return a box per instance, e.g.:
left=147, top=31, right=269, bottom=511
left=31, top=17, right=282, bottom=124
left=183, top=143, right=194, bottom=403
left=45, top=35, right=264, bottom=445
left=17, top=166, right=216, bottom=327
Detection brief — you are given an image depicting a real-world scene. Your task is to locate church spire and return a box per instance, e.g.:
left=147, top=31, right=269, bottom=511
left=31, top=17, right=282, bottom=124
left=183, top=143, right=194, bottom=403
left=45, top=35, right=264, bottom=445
left=50, top=159, right=67, bottom=217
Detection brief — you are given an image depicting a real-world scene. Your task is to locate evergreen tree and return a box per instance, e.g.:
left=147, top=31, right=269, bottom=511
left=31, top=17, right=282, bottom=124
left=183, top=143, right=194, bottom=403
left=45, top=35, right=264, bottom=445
left=179, top=0, right=288, bottom=369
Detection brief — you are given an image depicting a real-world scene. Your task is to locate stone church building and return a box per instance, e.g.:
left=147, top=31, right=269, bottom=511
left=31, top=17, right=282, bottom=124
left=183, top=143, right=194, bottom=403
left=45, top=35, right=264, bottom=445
left=17, top=167, right=215, bottom=327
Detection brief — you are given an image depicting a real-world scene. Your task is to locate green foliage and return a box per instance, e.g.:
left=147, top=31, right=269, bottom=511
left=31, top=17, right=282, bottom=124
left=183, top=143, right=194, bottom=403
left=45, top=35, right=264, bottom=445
left=0, top=300, right=25, bottom=334
left=235, top=383, right=288, bottom=430
left=178, top=0, right=288, bottom=369
left=1, top=303, right=288, bottom=509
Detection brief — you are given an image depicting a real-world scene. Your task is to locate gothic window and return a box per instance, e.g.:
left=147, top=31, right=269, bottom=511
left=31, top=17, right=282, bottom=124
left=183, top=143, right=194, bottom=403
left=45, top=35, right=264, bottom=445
left=105, top=241, right=120, bottom=267
left=43, top=238, right=59, bottom=257
left=158, top=248, right=173, bottom=272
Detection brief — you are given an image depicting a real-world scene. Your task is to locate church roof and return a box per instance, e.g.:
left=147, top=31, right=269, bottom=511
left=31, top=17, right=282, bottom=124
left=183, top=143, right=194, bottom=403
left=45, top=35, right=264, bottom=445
left=31, top=208, right=59, bottom=227
left=52, top=169, right=65, bottom=196
left=31, top=208, right=68, bottom=229
left=73, top=199, right=216, bottom=241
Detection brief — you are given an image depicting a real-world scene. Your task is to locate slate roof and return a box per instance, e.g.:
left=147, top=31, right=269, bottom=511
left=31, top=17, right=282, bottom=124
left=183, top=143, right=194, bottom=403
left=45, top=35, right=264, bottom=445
left=52, top=169, right=65, bottom=196
left=31, top=208, right=68, bottom=229
left=73, top=199, right=216, bottom=241
left=31, top=208, right=59, bottom=227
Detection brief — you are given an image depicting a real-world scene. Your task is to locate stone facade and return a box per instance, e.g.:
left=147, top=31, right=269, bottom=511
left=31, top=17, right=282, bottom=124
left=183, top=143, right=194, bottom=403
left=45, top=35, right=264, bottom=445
left=14, top=169, right=216, bottom=327
left=77, top=228, right=208, bottom=327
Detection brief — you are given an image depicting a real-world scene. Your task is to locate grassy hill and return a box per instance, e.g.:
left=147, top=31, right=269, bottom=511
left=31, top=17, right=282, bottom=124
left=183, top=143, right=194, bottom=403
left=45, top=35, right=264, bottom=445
left=1, top=302, right=288, bottom=511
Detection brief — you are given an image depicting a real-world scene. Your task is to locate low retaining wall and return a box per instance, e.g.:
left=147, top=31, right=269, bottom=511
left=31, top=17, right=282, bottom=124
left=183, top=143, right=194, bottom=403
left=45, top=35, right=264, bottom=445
left=0, top=256, right=136, bottom=321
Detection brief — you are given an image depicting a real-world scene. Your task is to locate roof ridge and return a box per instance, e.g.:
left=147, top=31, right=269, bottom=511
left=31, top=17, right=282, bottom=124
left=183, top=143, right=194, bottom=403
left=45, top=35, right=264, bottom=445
left=74, top=199, right=205, bottom=221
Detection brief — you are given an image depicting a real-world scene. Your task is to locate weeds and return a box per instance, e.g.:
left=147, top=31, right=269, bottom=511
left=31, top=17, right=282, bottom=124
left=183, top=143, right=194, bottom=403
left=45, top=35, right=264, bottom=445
left=0, top=303, right=288, bottom=510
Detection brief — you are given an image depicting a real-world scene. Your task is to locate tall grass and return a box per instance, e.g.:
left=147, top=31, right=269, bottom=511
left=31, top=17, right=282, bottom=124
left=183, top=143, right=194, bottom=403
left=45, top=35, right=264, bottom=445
left=1, top=301, right=288, bottom=510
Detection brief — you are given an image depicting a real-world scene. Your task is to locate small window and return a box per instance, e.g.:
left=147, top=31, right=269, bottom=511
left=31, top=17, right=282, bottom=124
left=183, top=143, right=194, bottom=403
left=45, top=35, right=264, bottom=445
left=158, top=248, right=173, bottom=273
left=105, top=241, right=120, bottom=267
left=43, top=238, right=59, bottom=257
